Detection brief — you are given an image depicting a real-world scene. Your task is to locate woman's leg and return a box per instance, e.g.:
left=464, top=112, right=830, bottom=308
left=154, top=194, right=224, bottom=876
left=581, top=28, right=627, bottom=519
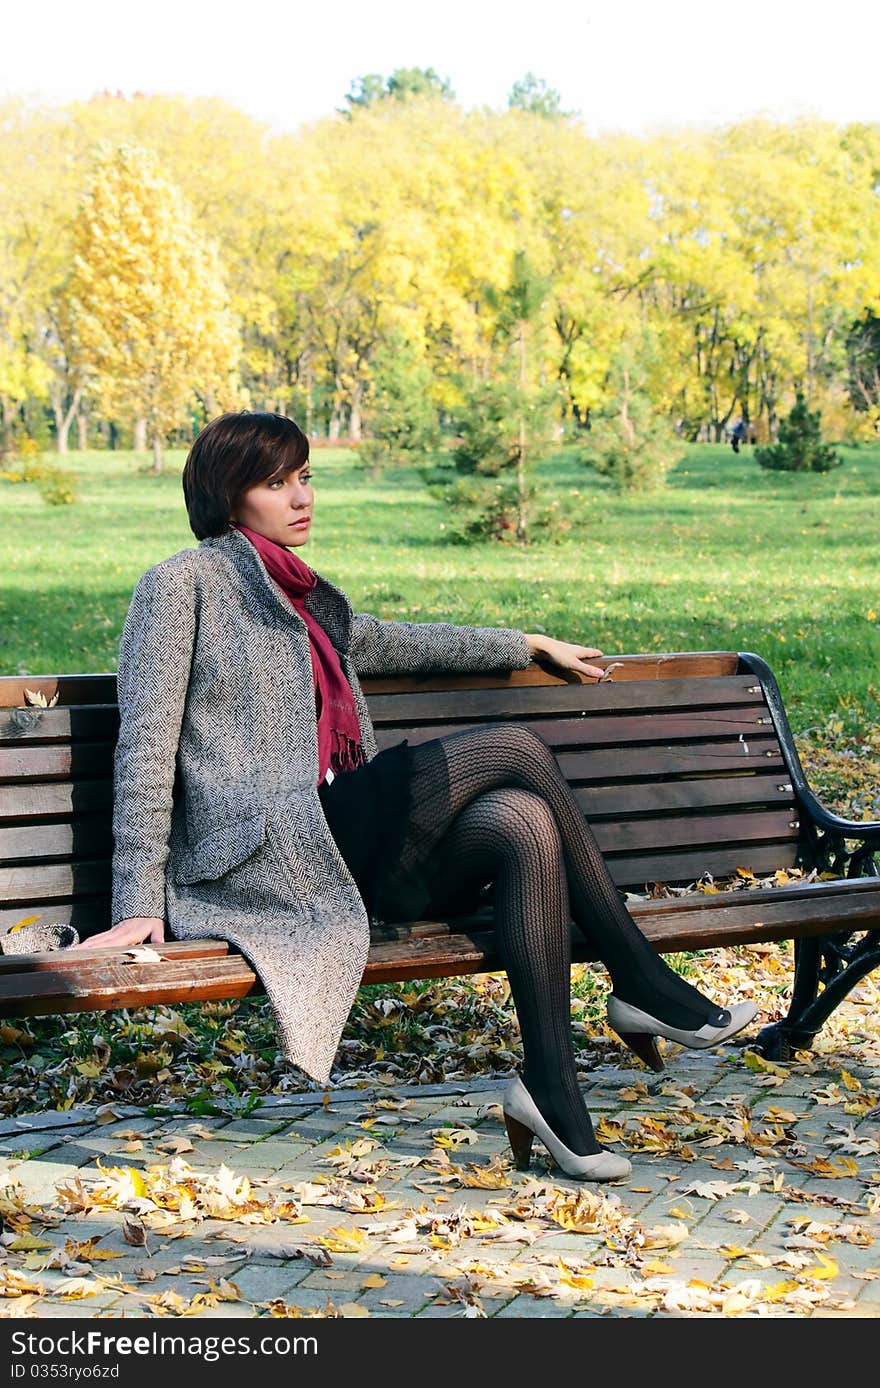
left=404, top=723, right=730, bottom=1031
left=419, top=787, right=600, bottom=1156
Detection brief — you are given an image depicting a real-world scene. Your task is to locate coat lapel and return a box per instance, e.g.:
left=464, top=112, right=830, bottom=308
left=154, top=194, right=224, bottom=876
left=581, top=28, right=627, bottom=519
left=203, top=529, right=352, bottom=653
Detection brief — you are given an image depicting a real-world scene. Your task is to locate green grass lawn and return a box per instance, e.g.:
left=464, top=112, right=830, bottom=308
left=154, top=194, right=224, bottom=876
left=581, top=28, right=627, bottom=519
left=1, top=441, right=878, bottom=733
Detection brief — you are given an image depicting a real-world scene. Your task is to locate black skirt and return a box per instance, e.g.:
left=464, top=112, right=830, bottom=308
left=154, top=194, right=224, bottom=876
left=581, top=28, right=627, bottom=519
left=318, top=740, right=431, bottom=922
left=319, top=736, right=491, bottom=924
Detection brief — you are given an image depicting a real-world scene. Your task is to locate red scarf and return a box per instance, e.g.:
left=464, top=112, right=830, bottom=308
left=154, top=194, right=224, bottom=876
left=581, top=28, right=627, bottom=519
left=235, top=525, right=365, bottom=784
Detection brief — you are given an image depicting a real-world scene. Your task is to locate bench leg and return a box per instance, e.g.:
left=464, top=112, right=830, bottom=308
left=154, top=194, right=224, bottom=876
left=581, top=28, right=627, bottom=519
left=754, top=930, right=880, bottom=1060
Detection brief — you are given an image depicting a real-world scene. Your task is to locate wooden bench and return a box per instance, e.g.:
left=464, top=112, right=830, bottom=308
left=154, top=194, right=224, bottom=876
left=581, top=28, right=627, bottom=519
left=2, top=652, right=879, bottom=1064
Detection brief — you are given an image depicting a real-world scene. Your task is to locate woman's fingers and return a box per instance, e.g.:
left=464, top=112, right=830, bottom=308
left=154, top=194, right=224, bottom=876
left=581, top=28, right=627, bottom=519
left=71, top=918, right=165, bottom=949
left=544, top=640, right=606, bottom=678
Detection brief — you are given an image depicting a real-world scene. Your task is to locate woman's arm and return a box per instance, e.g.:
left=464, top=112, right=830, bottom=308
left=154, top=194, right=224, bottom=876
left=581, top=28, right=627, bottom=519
left=348, top=612, right=605, bottom=680
left=78, top=562, right=197, bottom=947
left=348, top=611, right=531, bottom=677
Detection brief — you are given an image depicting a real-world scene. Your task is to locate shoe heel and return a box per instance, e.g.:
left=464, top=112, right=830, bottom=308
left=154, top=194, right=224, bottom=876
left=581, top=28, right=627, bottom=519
left=504, top=1112, right=535, bottom=1170
left=616, top=1030, right=665, bottom=1073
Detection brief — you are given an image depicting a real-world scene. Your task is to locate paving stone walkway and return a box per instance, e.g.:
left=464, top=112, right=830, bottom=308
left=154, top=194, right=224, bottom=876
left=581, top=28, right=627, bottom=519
left=2, top=1044, right=879, bottom=1319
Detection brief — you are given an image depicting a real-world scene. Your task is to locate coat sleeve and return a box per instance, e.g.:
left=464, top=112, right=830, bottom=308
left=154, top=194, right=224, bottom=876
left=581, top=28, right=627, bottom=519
left=111, top=562, right=197, bottom=924
left=347, top=611, right=531, bottom=678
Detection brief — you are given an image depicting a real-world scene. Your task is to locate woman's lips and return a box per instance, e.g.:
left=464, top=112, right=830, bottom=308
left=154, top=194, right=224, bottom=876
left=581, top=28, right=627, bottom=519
left=289, top=518, right=311, bottom=527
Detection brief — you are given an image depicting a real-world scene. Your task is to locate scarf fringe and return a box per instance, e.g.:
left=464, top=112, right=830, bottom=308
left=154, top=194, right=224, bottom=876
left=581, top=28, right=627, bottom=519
left=331, top=731, right=366, bottom=775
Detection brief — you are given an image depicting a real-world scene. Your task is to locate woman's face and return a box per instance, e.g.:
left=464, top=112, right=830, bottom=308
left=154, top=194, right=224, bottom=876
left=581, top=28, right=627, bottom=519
left=231, top=460, right=314, bottom=547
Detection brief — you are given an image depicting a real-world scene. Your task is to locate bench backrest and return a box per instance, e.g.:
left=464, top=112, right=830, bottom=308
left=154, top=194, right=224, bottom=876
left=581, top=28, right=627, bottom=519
left=0, top=653, right=799, bottom=938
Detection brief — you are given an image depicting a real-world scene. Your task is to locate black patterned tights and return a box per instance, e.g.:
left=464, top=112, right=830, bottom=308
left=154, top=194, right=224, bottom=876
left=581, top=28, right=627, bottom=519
left=404, top=724, right=730, bottom=1157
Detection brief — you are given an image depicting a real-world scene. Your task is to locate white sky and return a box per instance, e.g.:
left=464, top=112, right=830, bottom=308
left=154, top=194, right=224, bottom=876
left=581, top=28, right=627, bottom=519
left=3, top=0, right=879, bottom=136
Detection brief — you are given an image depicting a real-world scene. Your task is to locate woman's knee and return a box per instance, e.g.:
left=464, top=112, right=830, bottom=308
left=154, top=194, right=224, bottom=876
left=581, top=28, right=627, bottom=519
left=483, top=722, right=555, bottom=767
left=475, top=788, right=561, bottom=862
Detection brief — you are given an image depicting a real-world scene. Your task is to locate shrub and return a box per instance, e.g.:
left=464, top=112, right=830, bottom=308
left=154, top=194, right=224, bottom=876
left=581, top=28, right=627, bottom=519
left=0, top=437, right=79, bottom=505
left=755, top=393, right=841, bottom=473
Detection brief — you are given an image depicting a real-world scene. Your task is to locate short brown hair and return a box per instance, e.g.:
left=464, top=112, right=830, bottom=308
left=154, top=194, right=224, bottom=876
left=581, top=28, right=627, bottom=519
left=182, top=412, right=310, bottom=539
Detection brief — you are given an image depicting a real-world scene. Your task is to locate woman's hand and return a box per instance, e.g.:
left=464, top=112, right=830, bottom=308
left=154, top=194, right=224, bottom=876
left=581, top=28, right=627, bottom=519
left=71, top=917, right=166, bottom=950
left=525, top=634, right=605, bottom=679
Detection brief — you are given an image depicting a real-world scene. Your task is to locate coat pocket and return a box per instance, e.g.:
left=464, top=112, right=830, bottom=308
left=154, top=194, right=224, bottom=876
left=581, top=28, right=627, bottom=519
left=172, top=810, right=267, bottom=885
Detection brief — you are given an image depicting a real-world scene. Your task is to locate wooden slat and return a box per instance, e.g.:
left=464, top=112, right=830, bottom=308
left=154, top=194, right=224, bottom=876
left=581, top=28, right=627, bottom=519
left=0, top=821, right=112, bottom=864
left=0, top=900, right=109, bottom=933
left=0, top=706, right=118, bottom=744
left=0, top=744, right=114, bottom=783
left=557, top=741, right=783, bottom=782
left=0, top=781, right=112, bottom=823
left=630, top=884, right=880, bottom=951
left=593, top=809, right=798, bottom=856
left=359, top=652, right=741, bottom=694
left=625, top=875, right=880, bottom=915
left=0, top=730, right=781, bottom=784
left=0, top=676, right=117, bottom=709
left=0, top=938, right=236, bottom=975
left=576, top=775, right=794, bottom=818
left=367, top=676, right=764, bottom=725
left=0, top=956, right=261, bottom=1015
left=606, top=842, right=799, bottom=888
left=375, top=731, right=784, bottom=775
left=0, top=860, right=110, bottom=903
left=375, top=707, right=774, bottom=751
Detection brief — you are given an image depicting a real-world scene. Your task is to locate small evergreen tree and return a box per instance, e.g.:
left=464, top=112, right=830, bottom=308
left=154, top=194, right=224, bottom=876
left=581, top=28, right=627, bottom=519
left=430, top=252, right=555, bottom=544
left=450, top=378, right=522, bottom=476
left=755, top=392, right=841, bottom=472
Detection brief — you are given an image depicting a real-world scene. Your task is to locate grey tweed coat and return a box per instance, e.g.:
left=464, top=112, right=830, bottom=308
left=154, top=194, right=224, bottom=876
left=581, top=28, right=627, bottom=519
left=112, top=527, right=531, bottom=1082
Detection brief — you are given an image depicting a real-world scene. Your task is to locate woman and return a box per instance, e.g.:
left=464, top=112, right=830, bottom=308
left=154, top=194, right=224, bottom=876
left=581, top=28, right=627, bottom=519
left=77, top=411, right=756, bottom=1182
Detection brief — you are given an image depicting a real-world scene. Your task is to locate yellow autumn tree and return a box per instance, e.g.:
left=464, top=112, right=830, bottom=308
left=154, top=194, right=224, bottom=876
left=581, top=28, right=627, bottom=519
left=68, top=142, right=242, bottom=470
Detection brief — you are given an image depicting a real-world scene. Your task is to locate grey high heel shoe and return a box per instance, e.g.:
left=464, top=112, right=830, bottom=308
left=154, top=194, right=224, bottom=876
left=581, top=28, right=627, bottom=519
left=502, top=1075, right=631, bottom=1182
left=606, top=996, right=758, bottom=1072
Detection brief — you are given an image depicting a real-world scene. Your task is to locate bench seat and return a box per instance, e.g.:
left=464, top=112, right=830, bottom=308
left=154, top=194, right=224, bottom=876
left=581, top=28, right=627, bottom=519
left=2, top=652, right=879, bottom=1061
left=2, top=876, right=880, bottom=1018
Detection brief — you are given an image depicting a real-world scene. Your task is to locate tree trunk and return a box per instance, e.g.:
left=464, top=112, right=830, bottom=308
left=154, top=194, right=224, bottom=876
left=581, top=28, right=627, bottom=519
left=0, top=395, right=11, bottom=460
left=620, top=366, right=636, bottom=448
left=53, top=386, right=82, bottom=454
left=304, top=361, right=314, bottom=437
left=76, top=409, right=87, bottom=451
left=133, top=417, right=147, bottom=451
left=349, top=382, right=363, bottom=442
left=806, top=274, right=815, bottom=404
left=151, top=436, right=163, bottom=473
left=516, top=321, right=528, bottom=545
